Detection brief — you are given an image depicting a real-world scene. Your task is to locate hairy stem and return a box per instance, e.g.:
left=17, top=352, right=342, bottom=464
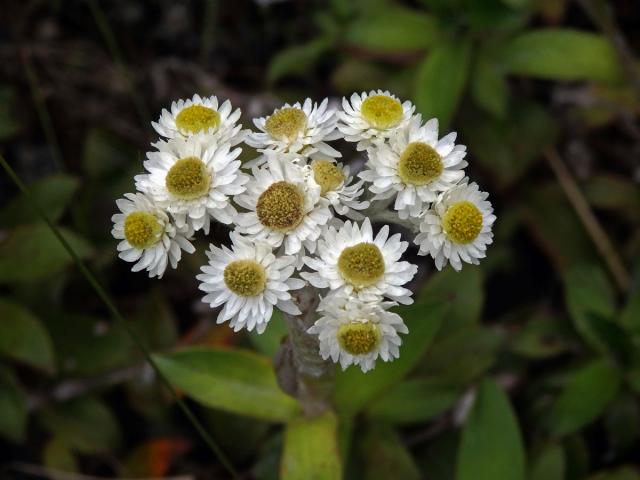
left=275, top=286, right=335, bottom=417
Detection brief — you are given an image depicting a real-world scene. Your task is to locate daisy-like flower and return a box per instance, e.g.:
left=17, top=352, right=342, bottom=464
left=235, top=154, right=332, bottom=257
left=301, top=218, right=417, bottom=304
left=197, top=233, right=304, bottom=333
left=414, top=181, right=496, bottom=271
left=308, top=293, right=408, bottom=372
left=338, top=90, right=414, bottom=151
left=360, top=115, right=467, bottom=219
left=111, top=192, right=195, bottom=278
left=309, top=159, right=369, bottom=220
left=245, top=98, right=341, bottom=165
left=135, top=136, right=248, bottom=234
left=152, top=94, right=243, bottom=144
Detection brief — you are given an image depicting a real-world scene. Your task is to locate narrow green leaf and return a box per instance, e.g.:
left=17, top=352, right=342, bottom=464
left=40, top=397, right=121, bottom=454
left=499, top=29, right=622, bottom=82
left=269, top=37, right=334, bottom=84
left=153, top=347, right=299, bottom=422
left=620, top=277, right=640, bottom=333
left=0, top=367, right=27, bottom=443
left=529, top=443, right=565, bottom=480
left=367, top=378, right=460, bottom=425
left=414, top=39, right=472, bottom=128
left=361, top=424, right=420, bottom=480
left=548, top=359, right=621, bottom=436
left=0, top=174, right=79, bottom=227
left=333, top=299, right=447, bottom=415
left=0, top=86, right=20, bottom=140
left=345, top=7, right=441, bottom=52
left=456, top=379, right=526, bottom=480
left=0, top=224, right=92, bottom=283
left=471, top=52, right=509, bottom=118
left=0, top=299, right=54, bottom=371
left=281, top=411, right=342, bottom=480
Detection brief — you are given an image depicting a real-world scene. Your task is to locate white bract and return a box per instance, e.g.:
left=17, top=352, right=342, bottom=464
left=113, top=90, right=495, bottom=374
left=111, top=192, right=195, bottom=278
left=360, top=115, right=467, bottom=219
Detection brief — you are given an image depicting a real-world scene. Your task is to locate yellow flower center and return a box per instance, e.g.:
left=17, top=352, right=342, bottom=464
left=264, top=107, right=307, bottom=141
left=223, top=260, right=267, bottom=297
left=175, top=105, right=220, bottom=134
left=338, top=321, right=380, bottom=355
left=337, top=242, right=385, bottom=287
left=165, top=156, right=211, bottom=200
left=124, top=211, right=163, bottom=249
left=443, top=201, right=483, bottom=244
left=360, top=95, right=403, bottom=129
left=312, top=160, right=345, bottom=195
left=256, top=181, right=305, bottom=232
left=397, top=142, right=443, bottom=186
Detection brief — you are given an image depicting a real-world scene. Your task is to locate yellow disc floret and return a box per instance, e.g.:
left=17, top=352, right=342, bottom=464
left=124, top=211, right=163, bottom=249
left=256, top=181, right=305, bottom=232
left=165, top=156, right=211, bottom=200
left=397, top=142, right=443, bottom=186
left=223, top=260, right=267, bottom=297
left=337, top=242, right=385, bottom=287
left=360, top=95, right=403, bottom=129
left=175, top=104, right=220, bottom=134
left=312, top=160, right=345, bottom=195
left=338, top=321, right=380, bottom=355
left=443, top=201, right=483, bottom=244
left=264, top=107, right=307, bottom=141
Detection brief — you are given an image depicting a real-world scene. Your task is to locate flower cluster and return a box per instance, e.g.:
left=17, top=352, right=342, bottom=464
left=112, top=90, right=495, bottom=372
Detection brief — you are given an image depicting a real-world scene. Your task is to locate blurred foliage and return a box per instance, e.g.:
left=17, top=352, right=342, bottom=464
left=1, top=0, right=640, bottom=478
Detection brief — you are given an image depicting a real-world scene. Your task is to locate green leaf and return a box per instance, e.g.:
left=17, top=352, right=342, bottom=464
left=83, top=128, right=138, bottom=179
left=333, top=298, right=447, bottom=416
left=43, top=437, right=78, bottom=473
left=620, top=277, right=640, bottom=333
left=281, top=411, right=342, bottom=480
left=529, top=443, right=565, bottom=480
left=40, top=397, right=120, bottom=453
left=414, top=39, right=472, bottom=128
left=361, top=424, right=420, bottom=480
left=0, top=299, right=54, bottom=371
left=153, top=347, right=299, bottom=421
left=456, top=379, right=526, bottom=480
left=0, top=86, right=20, bottom=140
left=367, top=378, right=460, bottom=425
left=269, top=37, right=334, bottom=84
left=583, top=175, right=640, bottom=212
left=0, top=367, right=27, bottom=443
left=418, top=267, right=484, bottom=332
left=510, top=313, right=570, bottom=359
left=0, top=174, right=79, bottom=227
left=248, top=310, right=288, bottom=357
left=471, top=51, right=509, bottom=118
left=345, top=7, right=441, bottom=53
left=499, top=29, right=622, bottom=82
left=548, top=359, right=621, bottom=436
left=0, top=224, right=92, bottom=283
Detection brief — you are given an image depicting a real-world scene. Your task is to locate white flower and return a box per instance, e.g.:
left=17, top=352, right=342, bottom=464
left=245, top=98, right=341, bottom=166
left=135, top=136, right=248, bottom=234
left=309, top=159, right=369, bottom=220
left=414, top=181, right=496, bottom=271
left=360, top=115, right=467, bottom=219
left=235, top=154, right=332, bottom=257
left=152, top=94, right=243, bottom=144
left=111, top=192, right=195, bottom=278
left=301, top=218, right=417, bottom=304
left=337, top=90, right=414, bottom=151
left=197, top=233, right=304, bottom=333
left=308, top=293, right=408, bottom=372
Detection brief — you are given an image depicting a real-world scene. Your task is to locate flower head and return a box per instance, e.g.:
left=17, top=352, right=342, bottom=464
left=308, top=293, right=408, bottom=372
left=111, top=193, right=195, bottom=278
left=310, top=159, right=369, bottom=220
left=197, top=233, right=304, bottom=333
left=302, top=218, right=417, bottom=304
left=414, top=180, right=496, bottom=271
